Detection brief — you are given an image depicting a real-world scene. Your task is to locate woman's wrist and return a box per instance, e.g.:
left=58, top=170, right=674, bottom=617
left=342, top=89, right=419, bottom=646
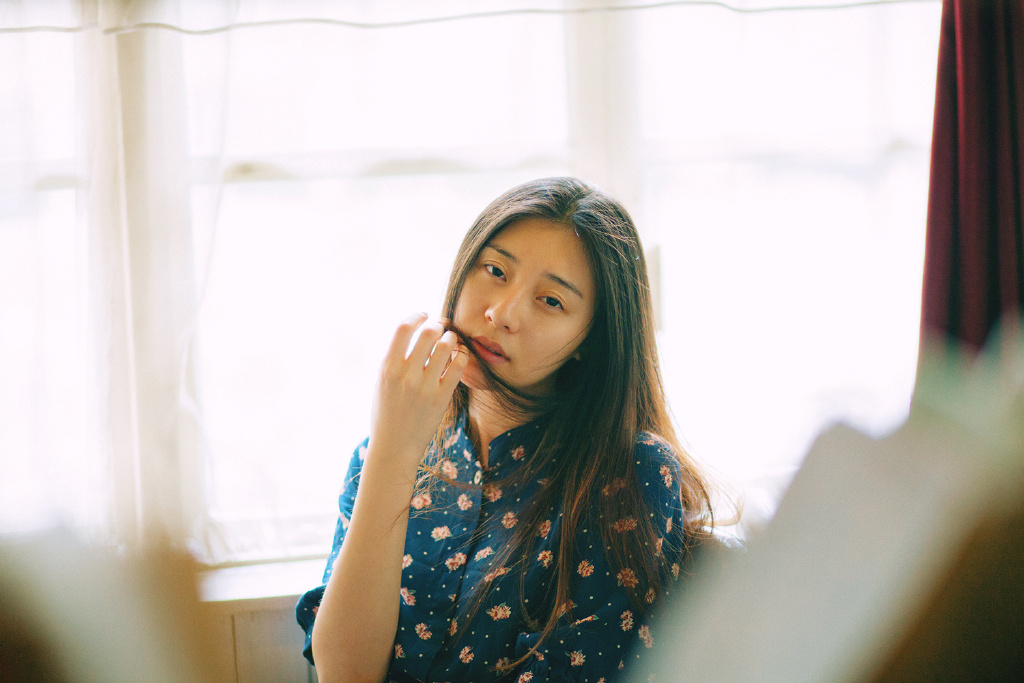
left=355, top=448, right=421, bottom=512
left=362, top=442, right=423, bottom=484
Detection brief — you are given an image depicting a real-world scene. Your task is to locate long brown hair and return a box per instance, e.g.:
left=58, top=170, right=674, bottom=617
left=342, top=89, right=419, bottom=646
left=424, top=177, right=717, bottom=661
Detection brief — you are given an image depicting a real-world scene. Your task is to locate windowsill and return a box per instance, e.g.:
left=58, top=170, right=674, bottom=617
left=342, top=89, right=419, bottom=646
left=199, top=557, right=326, bottom=613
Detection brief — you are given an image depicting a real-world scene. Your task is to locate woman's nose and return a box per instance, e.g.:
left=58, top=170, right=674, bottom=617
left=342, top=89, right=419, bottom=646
left=485, top=289, right=524, bottom=333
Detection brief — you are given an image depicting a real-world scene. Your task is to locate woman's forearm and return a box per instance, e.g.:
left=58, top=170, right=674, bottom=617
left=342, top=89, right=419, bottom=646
left=311, top=453, right=418, bottom=683
left=312, top=315, right=467, bottom=682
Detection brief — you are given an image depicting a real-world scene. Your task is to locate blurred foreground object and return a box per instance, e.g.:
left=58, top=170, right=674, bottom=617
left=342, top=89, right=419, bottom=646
left=0, top=531, right=228, bottom=683
left=639, top=335, right=1024, bottom=682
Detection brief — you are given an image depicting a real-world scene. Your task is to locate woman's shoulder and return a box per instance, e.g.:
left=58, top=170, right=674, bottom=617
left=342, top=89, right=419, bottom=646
left=626, top=432, right=684, bottom=504
left=632, top=432, right=681, bottom=471
left=634, top=431, right=672, bottom=450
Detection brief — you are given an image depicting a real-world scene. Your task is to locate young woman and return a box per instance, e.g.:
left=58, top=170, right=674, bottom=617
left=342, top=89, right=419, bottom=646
left=296, top=177, right=719, bottom=682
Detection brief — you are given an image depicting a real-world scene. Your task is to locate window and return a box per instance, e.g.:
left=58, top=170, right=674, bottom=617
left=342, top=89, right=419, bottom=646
left=1, top=0, right=942, bottom=563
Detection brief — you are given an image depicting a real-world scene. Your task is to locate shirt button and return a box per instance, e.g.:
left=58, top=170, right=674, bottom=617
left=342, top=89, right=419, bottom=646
left=473, top=471, right=482, bottom=485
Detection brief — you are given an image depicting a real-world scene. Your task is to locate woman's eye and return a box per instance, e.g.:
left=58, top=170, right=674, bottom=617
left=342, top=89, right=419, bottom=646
left=485, top=264, right=505, bottom=279
left=541, top=296, right=563, bottom=309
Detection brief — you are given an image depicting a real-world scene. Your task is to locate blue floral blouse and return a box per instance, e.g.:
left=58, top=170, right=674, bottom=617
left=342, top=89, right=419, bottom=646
left=296, top=412, right=688, bottom=682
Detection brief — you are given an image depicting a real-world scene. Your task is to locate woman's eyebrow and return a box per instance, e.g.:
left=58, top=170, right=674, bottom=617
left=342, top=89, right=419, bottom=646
left=484, top=244, right=585, bottom=300
left=486, top=244, right=520, bottom=264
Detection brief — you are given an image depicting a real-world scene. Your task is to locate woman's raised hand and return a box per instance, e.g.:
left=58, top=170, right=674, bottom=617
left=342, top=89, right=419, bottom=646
left=368, top=313, right=469, bottom=476
left=313, top=314, right=466, bottom=682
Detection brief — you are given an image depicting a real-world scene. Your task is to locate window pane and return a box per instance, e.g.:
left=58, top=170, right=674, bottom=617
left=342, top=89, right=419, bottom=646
left=0, top=29, right=97, bottom=535
left=636, top=3, right=941, bottom=522
left=185, top=7, right=574, bottom=561
left=0, top=190, right=96, bottom=533
left=636, top=4, right=940, bottom=155
left=187, top=17, right=569, bottom=158
left=195, top=170, right=567, bottom=562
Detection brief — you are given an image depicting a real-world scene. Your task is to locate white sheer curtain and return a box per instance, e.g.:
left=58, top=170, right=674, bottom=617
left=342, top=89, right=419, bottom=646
left=1, top=0, right=941, bottom=563
left=1, top=0, right=234, bottom=547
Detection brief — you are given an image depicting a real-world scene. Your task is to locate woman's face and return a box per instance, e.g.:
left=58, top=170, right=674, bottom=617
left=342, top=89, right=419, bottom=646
left=453, top=217, right=596, bottom=396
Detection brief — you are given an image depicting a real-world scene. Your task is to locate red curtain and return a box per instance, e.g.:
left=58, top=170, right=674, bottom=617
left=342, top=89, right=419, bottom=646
left=921, top=0, right=1024, bottom=349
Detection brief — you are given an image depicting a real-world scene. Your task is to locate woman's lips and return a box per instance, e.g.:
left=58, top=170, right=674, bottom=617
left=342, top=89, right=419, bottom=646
left=470, top=337, right=508, bottom=365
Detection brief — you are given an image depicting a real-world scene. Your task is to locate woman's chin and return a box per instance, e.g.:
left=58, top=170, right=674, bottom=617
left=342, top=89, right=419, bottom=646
left=460, top=369, right=557, bottom=403
left=460, top=361, right=522, bottom=396
left=459, top=360, right=490, bottom=392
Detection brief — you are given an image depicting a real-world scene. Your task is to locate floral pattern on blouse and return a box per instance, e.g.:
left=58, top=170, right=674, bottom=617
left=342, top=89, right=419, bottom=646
left=295, top=412, right=688, bottom=682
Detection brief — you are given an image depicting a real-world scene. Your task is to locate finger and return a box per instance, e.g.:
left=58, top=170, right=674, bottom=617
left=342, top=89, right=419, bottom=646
left=407, top=320, right=446, bottom=366
left=439, top=343, right=470, bottom=392
left=423, top=330, right=460, bottom=383
left=384, top=313, right=428, bottom=365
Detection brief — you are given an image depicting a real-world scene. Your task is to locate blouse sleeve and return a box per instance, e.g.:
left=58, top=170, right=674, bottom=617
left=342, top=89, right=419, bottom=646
left=294, top=438, right=368, bottom=666
left=510, top=439, right=689, bottom=683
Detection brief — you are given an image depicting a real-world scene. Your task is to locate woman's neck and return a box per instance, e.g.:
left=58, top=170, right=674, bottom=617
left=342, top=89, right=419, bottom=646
left=466, top=390, right=528, bottom=469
